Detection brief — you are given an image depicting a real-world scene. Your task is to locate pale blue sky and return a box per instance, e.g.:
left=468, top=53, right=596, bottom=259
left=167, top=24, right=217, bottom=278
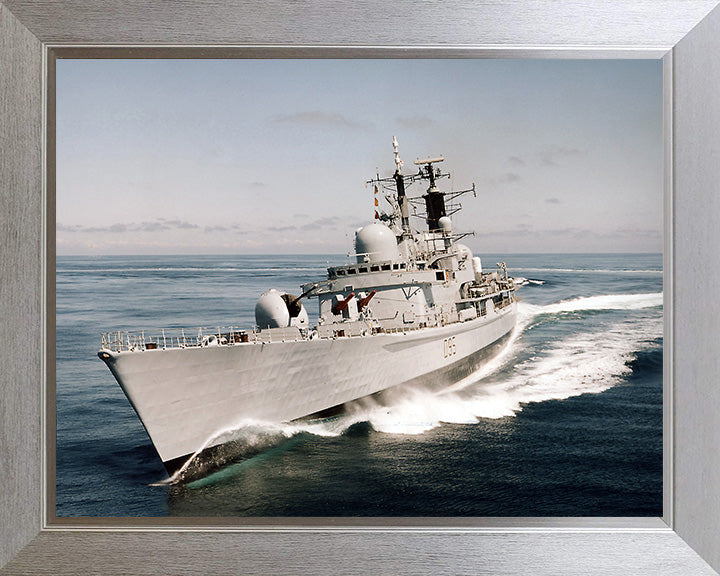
left=56, top=59, right=662, bottom=255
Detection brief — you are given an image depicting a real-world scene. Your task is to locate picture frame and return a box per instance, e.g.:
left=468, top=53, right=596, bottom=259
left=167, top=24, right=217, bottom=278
left=2, top=1, right=719, bottom=574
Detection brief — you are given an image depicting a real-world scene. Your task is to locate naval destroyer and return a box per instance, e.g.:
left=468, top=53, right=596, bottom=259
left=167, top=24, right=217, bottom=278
left=99, top=138, right=518, bottom=476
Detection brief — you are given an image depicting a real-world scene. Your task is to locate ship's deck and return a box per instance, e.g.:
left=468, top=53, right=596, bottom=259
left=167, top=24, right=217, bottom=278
left=99, top=294, right=515, bottom=354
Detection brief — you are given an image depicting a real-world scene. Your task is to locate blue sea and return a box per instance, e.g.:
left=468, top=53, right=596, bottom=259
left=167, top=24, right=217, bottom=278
left=56, top=253, right=663, bottom=517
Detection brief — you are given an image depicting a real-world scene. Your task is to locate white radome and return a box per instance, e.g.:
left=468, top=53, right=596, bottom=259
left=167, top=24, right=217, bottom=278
left=355, top=222, right=400, bottom=263
left=438, top=216, right=453, bottom=233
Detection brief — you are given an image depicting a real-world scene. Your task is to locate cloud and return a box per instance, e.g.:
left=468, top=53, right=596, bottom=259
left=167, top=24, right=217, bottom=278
left=57, top=223, right=128, bottom=233
left=487, top=172, right=521, bottom=186
left=136, top=221, right=170, bottom=232
left=500, top=172, right=521, bottom=183
left=58, top=219, right=202, bottom=234
left=474, top=225, right=589, bottom=240
left=204, top=225, right=228, bottom=233
left=272, top=111, right=369, bottom=130
left=264, top=217, right=339, bottom=233
left=249, top=182, right=265, bottom=188
left=162, top=219, right=199, bottom=229
left=546, top=197, right=561, bottom=204
left=395, top=115, right=436, bottom=130
left=508, top=156, right=526, bottom=166
left=546, top=227, right=585, bottom=237
left=537, top=146, right=587, bottom=166
left=299, top=217, right=336, bottom=231
left=267, top=225, right=297, bottom=232
left=514, top=223, right=534, bottom=232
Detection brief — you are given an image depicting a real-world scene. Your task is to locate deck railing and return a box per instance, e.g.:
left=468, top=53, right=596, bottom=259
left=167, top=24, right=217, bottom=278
left=100, top=326, right=276, bottom=353
left=100, top=287, right=516, bottom=353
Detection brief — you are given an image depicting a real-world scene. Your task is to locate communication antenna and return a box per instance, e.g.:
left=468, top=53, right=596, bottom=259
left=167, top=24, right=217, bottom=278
left=393, top=136, right=403, bottom=172
left=392, top=136, right=411, bottom=233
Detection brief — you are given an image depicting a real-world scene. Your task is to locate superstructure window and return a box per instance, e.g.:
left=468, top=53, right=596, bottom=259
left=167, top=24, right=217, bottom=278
left=436, top=271, right=445, bottom=281
left=359, top=267, right=368, bottom=273
left=370, top=265, right=379, bottom=272
left=337, top=270, right=345, bottom=276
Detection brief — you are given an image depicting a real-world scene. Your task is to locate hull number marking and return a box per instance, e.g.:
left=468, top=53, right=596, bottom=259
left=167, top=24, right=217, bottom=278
left=443, top=336, right=456, bottom=358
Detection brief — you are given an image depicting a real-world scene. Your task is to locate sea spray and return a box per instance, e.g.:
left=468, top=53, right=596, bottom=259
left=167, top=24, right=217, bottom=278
left=533, top=292, right=663, bottom=314
left=157, top=419, right=347, bottom=484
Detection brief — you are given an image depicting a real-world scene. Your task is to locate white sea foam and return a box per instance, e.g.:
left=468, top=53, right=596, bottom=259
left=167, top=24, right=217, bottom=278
left=514, top=277, right=546, bottom=287
left=512, top=267, right=662, bottom=275
left=521, top=292, right=662, bottom=317
left=340, top=312, right=661, bottom=435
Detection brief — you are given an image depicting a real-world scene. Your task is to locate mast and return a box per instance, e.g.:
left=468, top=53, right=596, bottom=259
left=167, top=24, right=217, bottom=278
left=415, top=156, right=446, bottom=231
left=393, top=136, right=411, bottom=233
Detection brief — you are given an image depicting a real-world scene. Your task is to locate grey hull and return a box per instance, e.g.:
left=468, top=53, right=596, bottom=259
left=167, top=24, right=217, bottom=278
left=161, top=328, right=514, bottom=477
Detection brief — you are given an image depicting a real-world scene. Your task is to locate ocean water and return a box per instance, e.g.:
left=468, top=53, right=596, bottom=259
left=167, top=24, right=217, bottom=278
left=56, top=253, right=663, bottom=517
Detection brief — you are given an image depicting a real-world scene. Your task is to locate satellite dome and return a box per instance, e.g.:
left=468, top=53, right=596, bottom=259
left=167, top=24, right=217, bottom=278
left=355, top=222, right=400, bottom=263
left=438, top=216, right=453, bottom=234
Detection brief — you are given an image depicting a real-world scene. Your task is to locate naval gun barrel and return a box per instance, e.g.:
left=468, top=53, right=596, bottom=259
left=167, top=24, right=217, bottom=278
left=287, top=283, right=319, bottom=308
left=357, top=290, right=377, bottom=311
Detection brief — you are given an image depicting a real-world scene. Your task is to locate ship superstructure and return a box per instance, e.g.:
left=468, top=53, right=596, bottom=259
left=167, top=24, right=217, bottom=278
left=99, top=139, right=517, bottom=476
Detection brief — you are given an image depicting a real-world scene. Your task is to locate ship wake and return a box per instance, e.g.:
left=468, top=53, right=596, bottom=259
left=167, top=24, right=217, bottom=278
left=341, top=292, right=662, bottom=434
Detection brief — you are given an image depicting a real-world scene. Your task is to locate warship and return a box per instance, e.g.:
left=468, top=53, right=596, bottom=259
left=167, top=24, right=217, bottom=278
left=99, top=138, right=518, bottom=476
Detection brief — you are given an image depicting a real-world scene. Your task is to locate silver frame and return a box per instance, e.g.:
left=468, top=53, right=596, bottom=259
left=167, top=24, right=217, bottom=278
left=2, top=2, right=720, bottom=574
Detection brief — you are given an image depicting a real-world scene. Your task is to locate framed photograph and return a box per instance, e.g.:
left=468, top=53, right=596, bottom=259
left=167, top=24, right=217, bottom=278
left=53, top=56, right=665, bottom=520
left=2, top=1, right=720, bottom=574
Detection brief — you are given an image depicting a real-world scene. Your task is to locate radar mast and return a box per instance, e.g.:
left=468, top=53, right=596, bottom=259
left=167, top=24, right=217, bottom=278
left=392, top=136, right=411, bottom=234
left=415, top=156, right=446, bottom=231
